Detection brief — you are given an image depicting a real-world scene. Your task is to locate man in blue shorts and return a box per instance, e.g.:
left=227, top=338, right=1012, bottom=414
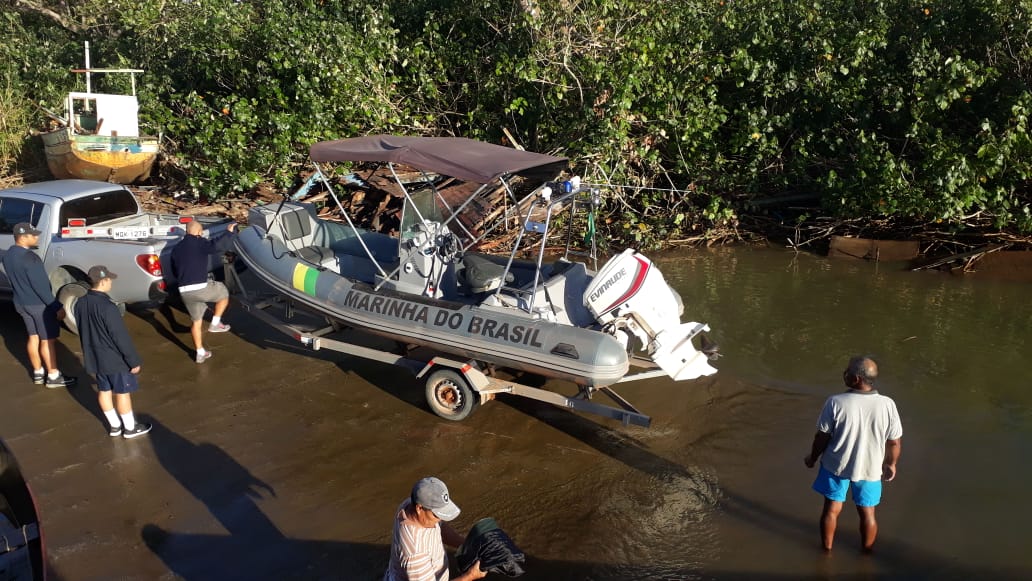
left=804, top=356, right=902, bottom=552
left=74, top=265, right=151, bottom=439
left=1, top=222, right=76, bottom=387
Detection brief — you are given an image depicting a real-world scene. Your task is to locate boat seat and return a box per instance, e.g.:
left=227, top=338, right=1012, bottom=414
left=295, top=245, right=338, bottom=270
left=462, top=254, right=514, bottom=293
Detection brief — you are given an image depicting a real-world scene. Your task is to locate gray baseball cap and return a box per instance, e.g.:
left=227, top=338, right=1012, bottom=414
left=13, top=222, right=41, bottom=237
left=412, top=477, right=460, bottom=521
left=87, top=265, right=119, bottom=285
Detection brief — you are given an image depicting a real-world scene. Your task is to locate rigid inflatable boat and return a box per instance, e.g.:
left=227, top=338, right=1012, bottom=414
left=233, top=136, right=718, bottom=389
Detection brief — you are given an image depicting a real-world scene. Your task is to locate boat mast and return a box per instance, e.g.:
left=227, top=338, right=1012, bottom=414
left=71, top=41, right=144, bottom=96
left=85, top=41, right=91, bottom=94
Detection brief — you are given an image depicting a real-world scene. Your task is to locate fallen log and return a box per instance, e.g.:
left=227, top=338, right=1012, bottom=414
left=911, top=244, right=1006, bottom=271
left=829, top=236, right=920, bottom=261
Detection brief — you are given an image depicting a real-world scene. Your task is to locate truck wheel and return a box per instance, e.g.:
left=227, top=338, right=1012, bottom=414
left=56, top=281, right=91, bottom=335
left=425, top=369, right=479, bottom=421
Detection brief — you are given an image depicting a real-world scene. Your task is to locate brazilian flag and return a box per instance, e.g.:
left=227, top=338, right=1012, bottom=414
left=292, top=263, right=319, bottom=296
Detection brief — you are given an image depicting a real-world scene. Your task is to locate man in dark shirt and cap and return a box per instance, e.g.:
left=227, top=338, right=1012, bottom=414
left=75, top=265, right=151, bottom=439
left=1, top=222, right=76, bottom=388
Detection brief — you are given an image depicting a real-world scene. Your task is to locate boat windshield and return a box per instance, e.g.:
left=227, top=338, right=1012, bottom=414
left=400, top=188, right=445, bottom=243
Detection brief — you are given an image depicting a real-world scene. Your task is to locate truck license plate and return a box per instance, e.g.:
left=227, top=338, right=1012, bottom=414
left=113, top=227, right=150, bottom=239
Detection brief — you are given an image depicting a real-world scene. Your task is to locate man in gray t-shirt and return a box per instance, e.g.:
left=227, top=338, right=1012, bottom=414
left=804, top=356, right=902, bottom=552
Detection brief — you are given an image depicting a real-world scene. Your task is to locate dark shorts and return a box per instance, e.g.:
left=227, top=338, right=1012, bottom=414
left=96, top=372, right=140, bottom=394
left=180, top=280, right=229, bottom=321
left=15, top=302, right=61, bottom=340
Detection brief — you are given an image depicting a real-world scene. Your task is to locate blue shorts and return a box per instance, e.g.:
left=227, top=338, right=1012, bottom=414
left=15, top=303, right=61, bottom=340
left=812, top=465, right=882, bottom=507
left=96, top=372, right=140, bottom=394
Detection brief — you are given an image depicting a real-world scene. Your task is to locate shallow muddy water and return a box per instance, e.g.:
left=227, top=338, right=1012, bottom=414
left=0, top=245, right=1029, bottom=580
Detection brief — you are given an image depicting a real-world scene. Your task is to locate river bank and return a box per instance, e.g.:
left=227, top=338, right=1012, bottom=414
left=127, top=181, right=1032, bottom=280
left=2, top=169, right=1029, bottom=278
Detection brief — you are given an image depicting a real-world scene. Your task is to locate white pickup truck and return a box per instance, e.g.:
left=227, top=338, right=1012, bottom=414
left=0, top=180, right=233, bottom=333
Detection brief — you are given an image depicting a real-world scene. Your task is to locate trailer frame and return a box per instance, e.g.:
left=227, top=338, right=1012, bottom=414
left=227, top=266, right=658, bottom=427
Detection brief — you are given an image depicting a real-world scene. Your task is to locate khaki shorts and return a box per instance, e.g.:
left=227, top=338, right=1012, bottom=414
left=180, top=281, right=229, bottom=321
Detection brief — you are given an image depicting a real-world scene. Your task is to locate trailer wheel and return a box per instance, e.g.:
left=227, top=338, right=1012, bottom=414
left=425, top=369, right=479, bottom=421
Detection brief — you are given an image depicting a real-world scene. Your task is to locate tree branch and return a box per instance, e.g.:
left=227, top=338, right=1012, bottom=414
left=12, top=0, right=82, bottom=34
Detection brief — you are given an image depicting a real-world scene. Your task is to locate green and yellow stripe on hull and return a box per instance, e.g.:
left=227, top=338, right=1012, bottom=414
left=292, top=263, right=319, bottom=296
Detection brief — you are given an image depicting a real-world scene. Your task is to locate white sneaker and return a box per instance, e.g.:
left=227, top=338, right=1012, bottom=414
left=208, top=322, right=231, bottom=333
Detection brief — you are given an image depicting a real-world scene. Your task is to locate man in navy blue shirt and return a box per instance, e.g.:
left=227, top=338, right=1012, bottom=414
left=169, top=220, right=237, bottom=363
left=1, top=222, right=76, bottom=387
left=74, top=265, right=151, bottom=439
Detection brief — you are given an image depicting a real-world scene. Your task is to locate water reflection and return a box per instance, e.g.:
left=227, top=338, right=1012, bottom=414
left=657, top=247, right=1032, bottom=416
left=643, top=245, right=1031, bottom=578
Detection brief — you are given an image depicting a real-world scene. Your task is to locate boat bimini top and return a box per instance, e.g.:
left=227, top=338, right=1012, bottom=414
left=310, top=135, right=567, bottom=184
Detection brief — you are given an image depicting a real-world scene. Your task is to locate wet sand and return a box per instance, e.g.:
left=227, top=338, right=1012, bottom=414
left=2, top=295, right=456, bottom=578
left=0, top=296, right=829, bottom=581
left=2, top=248, right=1030, bottom=580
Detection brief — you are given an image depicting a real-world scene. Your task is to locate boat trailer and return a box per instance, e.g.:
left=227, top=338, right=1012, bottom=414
left=227, top=266, right=664, bottom=428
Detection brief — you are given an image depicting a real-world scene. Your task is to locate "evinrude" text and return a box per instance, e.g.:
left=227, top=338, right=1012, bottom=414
left=589, top=267, right=626, bottom=303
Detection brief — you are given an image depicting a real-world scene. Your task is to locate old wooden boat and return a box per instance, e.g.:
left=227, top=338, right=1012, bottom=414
left=39, top=42, right=159, bottom=184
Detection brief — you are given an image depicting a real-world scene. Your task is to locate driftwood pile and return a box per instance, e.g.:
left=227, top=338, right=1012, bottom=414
left=296, top=165, right=545, bottom=250
left=133, top=164, right=542, bottom=252
left=744, top=213, right=1032, bottom=256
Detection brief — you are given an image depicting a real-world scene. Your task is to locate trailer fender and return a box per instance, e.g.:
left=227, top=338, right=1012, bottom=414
left=415, top=357, right=488, bottom=387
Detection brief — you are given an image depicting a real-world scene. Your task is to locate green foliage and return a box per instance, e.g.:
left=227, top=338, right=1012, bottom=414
left=0, top=76, right=31, bottom=175
left=699, top=0, right=1032, bottom=232
left=0, top=7, right=79, bottom=177
left=118, top=0, right=409, bottom=196
left=2, top=0, right=1030, bottom=238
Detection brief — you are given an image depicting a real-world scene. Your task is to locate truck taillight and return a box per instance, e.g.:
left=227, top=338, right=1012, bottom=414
left=136, top=254, right=162, bottom=277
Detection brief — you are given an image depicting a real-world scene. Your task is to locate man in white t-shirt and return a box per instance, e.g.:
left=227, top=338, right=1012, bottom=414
left=804, top=356, right=902, bottom=552
left=384, top=477, right=486, bottom=581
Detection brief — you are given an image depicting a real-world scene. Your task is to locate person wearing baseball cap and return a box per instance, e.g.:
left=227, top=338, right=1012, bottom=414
left=74, top=265, right=151, bottom=439
left=1, top=222, right=76, bottom=388
left=384, top=477, right=486, bottom=581
left=12, top=222, right=41, bottom=237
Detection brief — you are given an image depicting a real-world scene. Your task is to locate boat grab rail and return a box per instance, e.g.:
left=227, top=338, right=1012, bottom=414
left=492, top=186, right=593, bottom=315
left=301, top=164, right=393, bottom=282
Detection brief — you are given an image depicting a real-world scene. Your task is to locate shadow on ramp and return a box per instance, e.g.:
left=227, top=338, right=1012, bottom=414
left=141, top=526, right=388, bottom=581
left=141, top=420, right=389, bottom=579
left=129, top=302, right=194, bottom=359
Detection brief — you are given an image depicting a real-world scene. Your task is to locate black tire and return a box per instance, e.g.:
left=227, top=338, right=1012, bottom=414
left=56, top=281, right=91, bottom=335
left=424, top=369, right=479, bottom=421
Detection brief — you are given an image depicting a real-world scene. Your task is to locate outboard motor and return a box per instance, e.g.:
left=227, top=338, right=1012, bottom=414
left=584, top=249, right=718, bottom=381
